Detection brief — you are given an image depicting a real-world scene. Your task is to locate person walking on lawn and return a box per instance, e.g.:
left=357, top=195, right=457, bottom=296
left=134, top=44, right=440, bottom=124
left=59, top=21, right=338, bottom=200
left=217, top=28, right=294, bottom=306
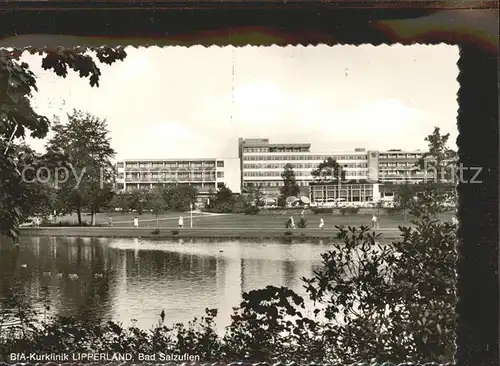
left=319, top=217, right=324, bottom=230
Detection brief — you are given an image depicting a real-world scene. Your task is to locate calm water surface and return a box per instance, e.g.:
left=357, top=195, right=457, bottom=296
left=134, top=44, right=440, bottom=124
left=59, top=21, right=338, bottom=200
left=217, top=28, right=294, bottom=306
left=0, top=236, right=337, bottom=332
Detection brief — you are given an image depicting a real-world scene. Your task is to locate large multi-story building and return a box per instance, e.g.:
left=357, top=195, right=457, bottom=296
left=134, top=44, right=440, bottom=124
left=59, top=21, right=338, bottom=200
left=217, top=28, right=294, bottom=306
left=115, top=158, right=241, bottom=197
left=238, top=138, right=370, bottom=197
left=368, top=149, right=431, bottom=184
left=114, top=139, right=440, bottom=206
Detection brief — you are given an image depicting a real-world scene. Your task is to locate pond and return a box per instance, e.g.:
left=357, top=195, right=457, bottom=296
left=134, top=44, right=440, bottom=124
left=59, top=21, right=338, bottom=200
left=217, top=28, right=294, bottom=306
left=0, top=236, right=342, bottom=333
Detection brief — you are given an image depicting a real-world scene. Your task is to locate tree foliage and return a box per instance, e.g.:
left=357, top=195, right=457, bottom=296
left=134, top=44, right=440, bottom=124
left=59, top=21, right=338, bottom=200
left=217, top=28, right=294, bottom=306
left=393, top=183, right=416, bottom=220
left=44, top=110, right=116, bottom=226
left=1, top=208, right=457, bottom=364
left=147, top=188, right=166, bottom=228
left=243, top=185, right=265, bottom=207
left=417, top=127, right=457, bottom=183
left=109, top=191, right=130, bottom=213
left=127, top=189, right=147, bottom=215
left=311, top=157, right=346, bottom=183
left=161, top=184, right=197, bottom=212
left=0, top=47, right=127, bottom=241
left=278, top=163, right=300, bottom=207
left=206, top=184, right=236, bottom=213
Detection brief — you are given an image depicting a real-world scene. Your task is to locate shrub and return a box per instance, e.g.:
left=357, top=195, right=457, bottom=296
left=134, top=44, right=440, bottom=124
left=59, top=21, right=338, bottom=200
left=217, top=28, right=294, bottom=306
left=302, top=219, right=457, bottom=364
left=40, top=220, right=105, bottom=227
left=171, top=230, right=179, bottom=236
left=297, top=217, right=307, bottom=228
left=339, top=207, right=359, bottom=215
left=311, top=207, right=333, bottom=215
left=243, top=206, right=260, bottom=215
left=385, top=207, right=403, bottom=215
left=1, top=207, right=456, bottom=365
left=151, top=229, right=160, bottom=235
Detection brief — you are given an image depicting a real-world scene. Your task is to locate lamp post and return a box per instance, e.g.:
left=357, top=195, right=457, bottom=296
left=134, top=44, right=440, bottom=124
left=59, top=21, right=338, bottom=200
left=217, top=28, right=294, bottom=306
left=190, top=202, right=193, bottom=228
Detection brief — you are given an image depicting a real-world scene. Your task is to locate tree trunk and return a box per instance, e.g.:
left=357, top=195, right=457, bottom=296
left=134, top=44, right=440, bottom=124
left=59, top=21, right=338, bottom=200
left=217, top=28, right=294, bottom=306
left=77, top=209, right=82, bottom=225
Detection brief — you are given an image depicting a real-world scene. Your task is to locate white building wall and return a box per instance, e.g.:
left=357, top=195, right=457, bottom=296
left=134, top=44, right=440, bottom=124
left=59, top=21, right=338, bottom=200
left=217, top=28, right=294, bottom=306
left=217, top=158, right=241, bottom=193
left=241, top=151, right=369, bottom=187
left=372, top=183, right=381, bottom=201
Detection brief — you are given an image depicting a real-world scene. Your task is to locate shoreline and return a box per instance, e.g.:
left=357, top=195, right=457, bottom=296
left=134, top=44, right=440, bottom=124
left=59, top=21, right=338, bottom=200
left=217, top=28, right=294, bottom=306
left=19, top=227, right=405, bottom=240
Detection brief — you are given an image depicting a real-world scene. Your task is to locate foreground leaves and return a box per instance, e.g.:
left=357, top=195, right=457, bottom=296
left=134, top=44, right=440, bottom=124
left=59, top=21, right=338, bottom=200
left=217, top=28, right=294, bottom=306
left=0, top=215, right=457, bottom=364
left=0, top=47, right=126, bottom=240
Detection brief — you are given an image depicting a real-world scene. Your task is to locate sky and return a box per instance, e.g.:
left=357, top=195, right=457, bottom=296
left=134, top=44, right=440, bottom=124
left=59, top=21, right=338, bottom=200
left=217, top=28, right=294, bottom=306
left=21, top=44, right=459, bottom=160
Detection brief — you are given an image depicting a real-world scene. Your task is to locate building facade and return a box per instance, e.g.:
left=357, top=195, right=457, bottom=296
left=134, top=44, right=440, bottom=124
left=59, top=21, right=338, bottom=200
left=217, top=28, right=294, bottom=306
left=374, top=149, right=432, bottom=183
left=310, top=182, right=381, bottom=205
left=115, top=158, right=241, bottom=196
left=238, top=138, right=371, bottom=197
left=114, top=139, right=441, bottom=205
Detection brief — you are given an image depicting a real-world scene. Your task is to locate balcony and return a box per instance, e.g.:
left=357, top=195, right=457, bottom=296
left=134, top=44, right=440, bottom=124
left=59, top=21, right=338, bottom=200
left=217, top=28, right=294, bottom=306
left=125, top=176, right=215, bottom=183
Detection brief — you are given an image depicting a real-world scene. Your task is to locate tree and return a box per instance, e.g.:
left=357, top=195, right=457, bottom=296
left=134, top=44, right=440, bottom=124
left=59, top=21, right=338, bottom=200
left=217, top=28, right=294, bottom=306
left=45, top=110, right=116, bottom=226
left=162, top=184, right=197, bottom=212
left=393, top=183, right=416, bottom=220
left=278, top=163, right=300, bottom=207
left=409, top=184, right=451, bottom=219
left=299, top=218, right=456, bottom=364
left=311, top=157, right=346, bottom=183
left=0, top=47, right=127, bottom=241
left=205, top=184, right=236, bottom=213
left=109, top=192, right=130, bottom=213
left=127, top=189, right=147, bottom=215
left=146, top=188, right=166, bottom=229
left=244, top=185, right=265, bottom=207
left=417, top=127, right=457, bottom=183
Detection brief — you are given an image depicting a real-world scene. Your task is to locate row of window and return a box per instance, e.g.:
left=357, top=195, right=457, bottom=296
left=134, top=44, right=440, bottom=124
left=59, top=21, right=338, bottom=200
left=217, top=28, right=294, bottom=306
left=124, top=175, right=217, bottom=181
left=123, top=167, right=217, bottom=172
left=379, top=171, right=428, bottom=176
left=378, top=154, right=422, bottom=159
left=379, top=162, right=419, bottom=168
left=242, top=155, right=366, bottom=161
left=243, top=163, right=368, bottom=169
left=118, top=161, right=225, bottom=169
left=123, top=164, right=215, bottom=169
left=123, top=182, right=218, bottom=191
left=243, top=171, right=367, bottom=177
left=243, top=147, right=309, bottom=153
left=311, top=184, right=375, bottom=191
left=243, top=181, right=309, bottom=187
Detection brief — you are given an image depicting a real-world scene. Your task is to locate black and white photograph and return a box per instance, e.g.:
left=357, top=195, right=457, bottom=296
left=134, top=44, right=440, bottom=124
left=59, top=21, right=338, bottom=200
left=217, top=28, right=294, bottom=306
left=1, top=44, right=461, bottom=365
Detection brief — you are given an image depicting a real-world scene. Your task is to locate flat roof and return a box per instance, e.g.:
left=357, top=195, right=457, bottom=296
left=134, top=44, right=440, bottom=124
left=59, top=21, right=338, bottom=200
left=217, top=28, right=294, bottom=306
left=243, top=150, right=368, bottom=155
left=269, top=143, right=311, bottom=148
left=116, top=157, right=238, bottom=162
left=379, top=149, right=423, bottom=153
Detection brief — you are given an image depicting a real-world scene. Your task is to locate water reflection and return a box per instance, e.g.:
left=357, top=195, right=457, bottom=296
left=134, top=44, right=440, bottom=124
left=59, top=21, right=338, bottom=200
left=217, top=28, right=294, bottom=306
left=0, top=237, right=332, bottom=332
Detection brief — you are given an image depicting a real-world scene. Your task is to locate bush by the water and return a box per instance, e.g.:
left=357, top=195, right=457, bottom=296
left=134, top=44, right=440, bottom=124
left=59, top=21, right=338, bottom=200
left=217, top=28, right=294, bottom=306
left=243, top=206, right=260, bottom=215
left=1, top=210, right=457, bottom=365
left=311, top=207, right=333, bottom=215
left=385, top=207, right=404, bottom=215
left=339, top=207, right=359, bottom=215
left=40, top=220, right=104, bottom=227
left=171, top=230, right=179, bottom=236
left=151, top=229, right=160, bottom=235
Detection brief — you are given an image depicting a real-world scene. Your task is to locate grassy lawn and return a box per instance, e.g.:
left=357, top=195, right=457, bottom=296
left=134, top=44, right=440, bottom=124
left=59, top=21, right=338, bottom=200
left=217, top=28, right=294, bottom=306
left=54, top=211, right=454, bottom=229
